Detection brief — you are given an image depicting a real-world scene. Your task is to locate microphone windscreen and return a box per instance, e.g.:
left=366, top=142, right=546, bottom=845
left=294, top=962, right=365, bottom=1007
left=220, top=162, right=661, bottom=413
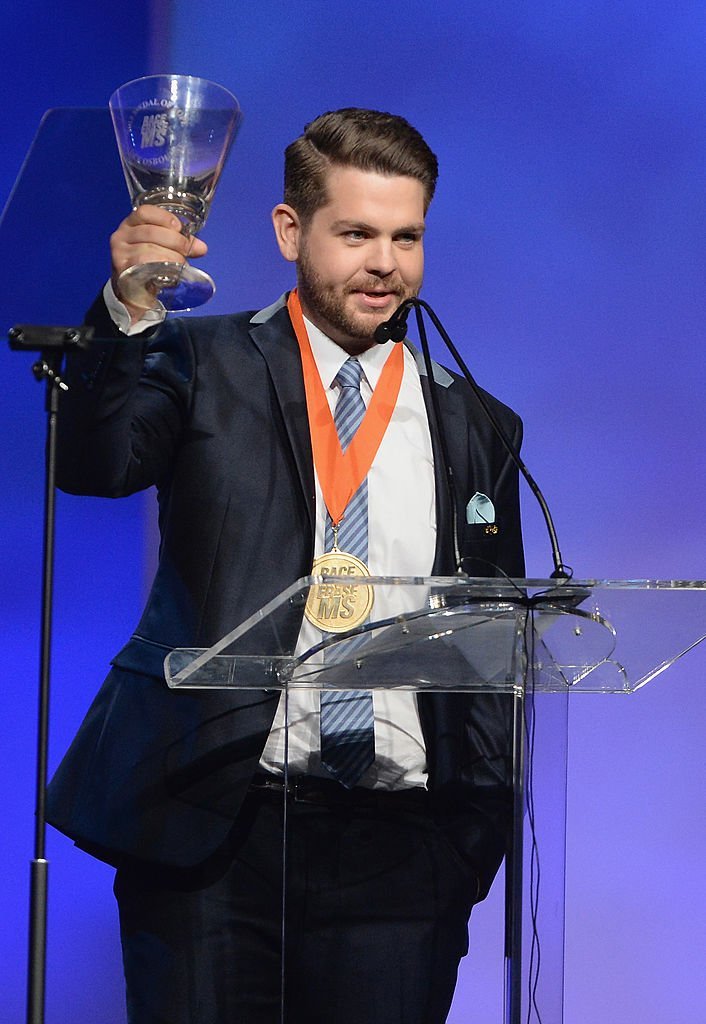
left=389, top=322, right=408, bottom=343
left=373, top=321, right=393, bottom=344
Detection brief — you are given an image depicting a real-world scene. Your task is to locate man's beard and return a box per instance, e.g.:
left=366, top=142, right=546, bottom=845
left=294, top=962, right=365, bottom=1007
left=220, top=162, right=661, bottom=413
left=296, top=246, right=411, bottom=345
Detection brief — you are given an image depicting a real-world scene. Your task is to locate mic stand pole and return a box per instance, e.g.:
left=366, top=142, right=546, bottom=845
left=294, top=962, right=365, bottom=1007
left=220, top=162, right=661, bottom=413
left=8, top=324, right=93, bottom=1024
left=414, top=298, right=569, bottom=580
left=409, top=300, right=561, bottom=1021
left=381, top=299, right=564, bottom=1021
left=376, top=297, right=570, bottom=579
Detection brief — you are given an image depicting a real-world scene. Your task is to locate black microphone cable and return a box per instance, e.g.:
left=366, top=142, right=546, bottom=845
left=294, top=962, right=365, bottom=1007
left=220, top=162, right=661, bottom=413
left=375, top=297, right=571, bottom=580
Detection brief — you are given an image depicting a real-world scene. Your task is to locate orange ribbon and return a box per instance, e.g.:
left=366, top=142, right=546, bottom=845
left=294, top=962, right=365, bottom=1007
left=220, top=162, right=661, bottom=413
left=288, top=289, right=404, bottom=528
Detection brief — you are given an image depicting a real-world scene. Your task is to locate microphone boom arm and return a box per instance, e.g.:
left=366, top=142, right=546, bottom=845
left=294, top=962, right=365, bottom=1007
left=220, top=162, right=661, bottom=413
left=379, top=298, right=570, bottom=580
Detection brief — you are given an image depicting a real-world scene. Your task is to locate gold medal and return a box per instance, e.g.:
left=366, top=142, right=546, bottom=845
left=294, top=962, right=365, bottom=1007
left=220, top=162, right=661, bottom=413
left=305, top=547, right=375, bottom=633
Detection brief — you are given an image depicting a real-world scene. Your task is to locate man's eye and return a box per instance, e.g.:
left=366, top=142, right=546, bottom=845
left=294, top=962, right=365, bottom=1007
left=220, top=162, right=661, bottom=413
left=396, top=234, right=419, bottom=245
left=345, top=231, right=366, bottom=241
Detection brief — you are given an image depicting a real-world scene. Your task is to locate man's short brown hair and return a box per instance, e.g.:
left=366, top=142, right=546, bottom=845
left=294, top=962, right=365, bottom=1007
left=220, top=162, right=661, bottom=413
left=284, top=108, right=438, bottom=222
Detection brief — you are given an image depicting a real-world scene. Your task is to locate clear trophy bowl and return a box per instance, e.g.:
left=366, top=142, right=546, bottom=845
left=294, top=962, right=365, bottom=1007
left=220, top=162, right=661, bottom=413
left=109, top=74, right=242, bottom=312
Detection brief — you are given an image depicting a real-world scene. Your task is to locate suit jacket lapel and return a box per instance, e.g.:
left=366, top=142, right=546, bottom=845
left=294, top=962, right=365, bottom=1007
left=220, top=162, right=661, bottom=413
left=248, top=303, right=316, bottom=539
left=414, top=353, right=470, bottom=576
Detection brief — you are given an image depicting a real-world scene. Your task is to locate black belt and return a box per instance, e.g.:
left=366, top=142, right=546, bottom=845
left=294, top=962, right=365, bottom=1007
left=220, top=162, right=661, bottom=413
left=249, top=772, right=430, bottom=813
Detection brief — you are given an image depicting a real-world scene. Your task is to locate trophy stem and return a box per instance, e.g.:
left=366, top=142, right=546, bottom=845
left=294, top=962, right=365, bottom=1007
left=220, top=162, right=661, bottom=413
left=135, top=187, right=207, bottom=234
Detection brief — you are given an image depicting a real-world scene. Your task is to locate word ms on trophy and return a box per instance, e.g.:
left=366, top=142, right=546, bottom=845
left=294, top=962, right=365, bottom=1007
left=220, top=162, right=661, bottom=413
left=110, top=74, right=241, bottom=312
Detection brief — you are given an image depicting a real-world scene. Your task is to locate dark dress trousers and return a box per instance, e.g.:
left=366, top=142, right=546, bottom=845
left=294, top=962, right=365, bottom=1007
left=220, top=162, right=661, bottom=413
left=46, top=293, right=525, bottom=905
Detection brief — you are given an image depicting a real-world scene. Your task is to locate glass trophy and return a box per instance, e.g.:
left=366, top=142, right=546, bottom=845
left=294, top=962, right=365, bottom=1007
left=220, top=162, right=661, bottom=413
left=109, top=74, right=241, bottom=312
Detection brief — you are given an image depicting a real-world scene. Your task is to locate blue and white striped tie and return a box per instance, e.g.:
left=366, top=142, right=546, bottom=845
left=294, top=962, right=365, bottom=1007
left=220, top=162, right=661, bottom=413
left=320, top=357, right=375, bottom=788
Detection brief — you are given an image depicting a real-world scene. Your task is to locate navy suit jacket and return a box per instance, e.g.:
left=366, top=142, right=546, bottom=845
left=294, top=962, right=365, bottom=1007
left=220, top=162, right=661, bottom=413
left=46, top=293, right=525, bottom=900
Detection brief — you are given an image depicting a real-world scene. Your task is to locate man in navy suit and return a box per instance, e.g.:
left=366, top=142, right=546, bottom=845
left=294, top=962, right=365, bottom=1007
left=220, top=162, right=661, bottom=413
left=48, top=108, right=524, bottom=1023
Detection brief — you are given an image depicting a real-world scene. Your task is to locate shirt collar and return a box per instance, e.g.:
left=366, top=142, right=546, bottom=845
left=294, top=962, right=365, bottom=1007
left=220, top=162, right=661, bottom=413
left=303, top=315, right=397, bottom=391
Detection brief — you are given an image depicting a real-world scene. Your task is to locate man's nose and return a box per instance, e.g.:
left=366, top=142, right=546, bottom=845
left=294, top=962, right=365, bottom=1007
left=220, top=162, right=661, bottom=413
left=364, top=238, right=397, bottom=277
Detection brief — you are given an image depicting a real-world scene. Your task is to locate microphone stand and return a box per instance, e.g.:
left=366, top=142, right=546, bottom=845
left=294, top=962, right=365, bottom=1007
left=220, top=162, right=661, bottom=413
left=378, top=298, right=570, bottom=580
left=7, top=323, right=93, bottom=1024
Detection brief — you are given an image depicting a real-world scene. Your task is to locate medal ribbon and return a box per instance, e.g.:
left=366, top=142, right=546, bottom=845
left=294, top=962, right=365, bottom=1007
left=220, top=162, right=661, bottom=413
left=288, top=289, right=404, bottom=528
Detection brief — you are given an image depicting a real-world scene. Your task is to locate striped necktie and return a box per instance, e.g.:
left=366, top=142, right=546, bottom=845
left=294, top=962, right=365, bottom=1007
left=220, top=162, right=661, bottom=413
left=319, top=357, right=375, bottom=788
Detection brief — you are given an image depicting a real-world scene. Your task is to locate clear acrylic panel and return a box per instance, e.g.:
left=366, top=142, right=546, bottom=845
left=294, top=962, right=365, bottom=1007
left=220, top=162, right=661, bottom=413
left=163, top=576, right=705, bottom=1022
left=0, top=108, right=127, bottom=326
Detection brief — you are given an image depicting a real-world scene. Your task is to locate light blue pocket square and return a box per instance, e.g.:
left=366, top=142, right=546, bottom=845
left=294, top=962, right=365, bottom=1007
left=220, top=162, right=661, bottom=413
left=466, top=492, right=496, bottom=525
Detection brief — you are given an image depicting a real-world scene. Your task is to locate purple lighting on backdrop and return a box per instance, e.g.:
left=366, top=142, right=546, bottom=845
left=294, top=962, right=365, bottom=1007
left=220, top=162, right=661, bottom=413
left=1, top=2, right=704, bottom=1023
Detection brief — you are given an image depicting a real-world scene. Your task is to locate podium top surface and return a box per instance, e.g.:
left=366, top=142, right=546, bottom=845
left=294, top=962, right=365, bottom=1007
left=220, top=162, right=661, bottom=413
left=162, top=576, right=706, bottom=695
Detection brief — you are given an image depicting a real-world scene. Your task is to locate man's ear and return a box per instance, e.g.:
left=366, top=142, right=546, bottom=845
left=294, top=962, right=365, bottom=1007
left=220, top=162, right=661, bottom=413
left=271, top=203, right=301, bottom=262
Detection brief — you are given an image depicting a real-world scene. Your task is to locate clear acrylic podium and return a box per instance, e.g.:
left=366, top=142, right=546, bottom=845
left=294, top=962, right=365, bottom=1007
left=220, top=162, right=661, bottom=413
left=164, top=575, right=706, bottom=1024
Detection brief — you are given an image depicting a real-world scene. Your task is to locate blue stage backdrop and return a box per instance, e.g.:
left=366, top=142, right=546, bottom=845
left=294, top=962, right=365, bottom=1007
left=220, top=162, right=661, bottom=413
left=1, top=3, right=704, bottom=1022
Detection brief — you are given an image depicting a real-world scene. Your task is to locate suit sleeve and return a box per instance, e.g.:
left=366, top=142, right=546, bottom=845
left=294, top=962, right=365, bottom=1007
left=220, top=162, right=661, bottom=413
left=56, top=293, right=195, bottom=497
